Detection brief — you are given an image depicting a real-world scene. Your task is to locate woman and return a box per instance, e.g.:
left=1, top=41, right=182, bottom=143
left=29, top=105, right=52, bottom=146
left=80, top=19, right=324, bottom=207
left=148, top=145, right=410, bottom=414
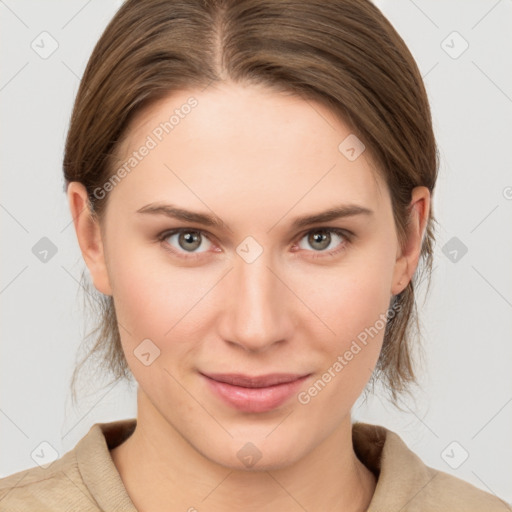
left=0, top=0, right=508, bottom=510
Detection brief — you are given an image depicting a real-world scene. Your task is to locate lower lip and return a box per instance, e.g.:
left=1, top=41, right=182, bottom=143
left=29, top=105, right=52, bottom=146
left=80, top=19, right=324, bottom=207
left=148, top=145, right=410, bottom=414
left=202, top=374, right=310, bottom=413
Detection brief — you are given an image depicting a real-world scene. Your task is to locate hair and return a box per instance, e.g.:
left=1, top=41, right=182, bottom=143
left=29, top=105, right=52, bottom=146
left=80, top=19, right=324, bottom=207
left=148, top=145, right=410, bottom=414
left=64, top=0, right=439, bottom=408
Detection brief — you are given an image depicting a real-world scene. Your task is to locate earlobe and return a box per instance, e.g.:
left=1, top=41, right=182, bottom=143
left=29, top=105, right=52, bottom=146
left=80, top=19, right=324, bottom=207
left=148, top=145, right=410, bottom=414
left=391, top=186, right=430, bottom=296
left=66, top=182, right=113, bottom=296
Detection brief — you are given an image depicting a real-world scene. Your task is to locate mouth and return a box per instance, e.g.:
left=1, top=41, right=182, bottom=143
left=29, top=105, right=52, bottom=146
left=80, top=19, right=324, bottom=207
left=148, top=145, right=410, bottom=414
left=200, top=372, right=312, bottom=413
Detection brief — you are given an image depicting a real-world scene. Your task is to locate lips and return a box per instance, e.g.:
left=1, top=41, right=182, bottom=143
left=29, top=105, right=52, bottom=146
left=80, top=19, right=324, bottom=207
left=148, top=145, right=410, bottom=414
left=200, top=372, right=312, bottom=413
left=201, top=372, right=309, bottom=388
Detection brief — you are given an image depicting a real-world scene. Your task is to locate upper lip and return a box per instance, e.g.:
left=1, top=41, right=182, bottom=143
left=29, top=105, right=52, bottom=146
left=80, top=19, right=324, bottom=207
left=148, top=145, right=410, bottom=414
left=201, top=372, right=310, bottom=388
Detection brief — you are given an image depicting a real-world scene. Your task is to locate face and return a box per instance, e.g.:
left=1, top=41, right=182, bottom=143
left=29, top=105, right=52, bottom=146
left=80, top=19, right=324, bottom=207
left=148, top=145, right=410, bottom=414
left=71, top=81, right=427, bottom=470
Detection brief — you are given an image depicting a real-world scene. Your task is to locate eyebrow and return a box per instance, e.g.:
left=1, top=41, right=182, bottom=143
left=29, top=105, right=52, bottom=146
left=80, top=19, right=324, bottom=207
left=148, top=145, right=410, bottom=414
left=136, top=202, right=374, bottom=230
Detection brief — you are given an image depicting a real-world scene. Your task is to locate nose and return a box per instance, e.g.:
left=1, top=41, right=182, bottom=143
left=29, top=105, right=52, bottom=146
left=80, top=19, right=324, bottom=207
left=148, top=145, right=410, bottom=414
left=217, top=249, right=293, bottom=353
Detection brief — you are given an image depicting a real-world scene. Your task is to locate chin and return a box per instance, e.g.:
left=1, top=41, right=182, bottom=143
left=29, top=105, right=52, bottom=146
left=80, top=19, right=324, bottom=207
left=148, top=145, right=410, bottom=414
left=191, top=425, right=310, bottom=472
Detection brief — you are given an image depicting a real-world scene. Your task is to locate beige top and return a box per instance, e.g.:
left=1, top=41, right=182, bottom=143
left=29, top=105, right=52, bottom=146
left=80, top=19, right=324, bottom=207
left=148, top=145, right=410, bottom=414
left=0, top=418, right=509, bottom=511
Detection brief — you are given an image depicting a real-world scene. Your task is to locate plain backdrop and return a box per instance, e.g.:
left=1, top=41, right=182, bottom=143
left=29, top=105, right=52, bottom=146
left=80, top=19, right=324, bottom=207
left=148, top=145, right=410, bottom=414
left=1, top=0, right=511, bottom=504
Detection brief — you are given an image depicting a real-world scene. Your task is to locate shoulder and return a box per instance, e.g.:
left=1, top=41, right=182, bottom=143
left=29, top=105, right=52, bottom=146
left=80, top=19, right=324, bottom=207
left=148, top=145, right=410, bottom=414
left=0, top=419, right=136, bottom=512
left=0, top=447, right=98, bottom=511
left=421, top=468, right=511, bottom=511
left=353, top=422, right=511, bottom=512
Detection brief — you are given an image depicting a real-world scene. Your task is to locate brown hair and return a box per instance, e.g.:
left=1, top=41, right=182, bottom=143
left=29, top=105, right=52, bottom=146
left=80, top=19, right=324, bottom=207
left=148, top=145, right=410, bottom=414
left=64, top=0, right=438, bottom=408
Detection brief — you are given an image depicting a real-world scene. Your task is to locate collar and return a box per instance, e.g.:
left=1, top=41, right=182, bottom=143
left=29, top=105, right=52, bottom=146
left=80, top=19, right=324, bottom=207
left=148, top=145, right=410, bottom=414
left=76, top=418, right=436, bottom=511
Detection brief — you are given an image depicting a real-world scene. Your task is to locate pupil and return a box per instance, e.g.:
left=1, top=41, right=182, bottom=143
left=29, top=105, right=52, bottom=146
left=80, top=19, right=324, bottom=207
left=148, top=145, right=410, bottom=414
left=181, top=231, right=200, bottom=251
left=311, top=231, right=329, bottom=250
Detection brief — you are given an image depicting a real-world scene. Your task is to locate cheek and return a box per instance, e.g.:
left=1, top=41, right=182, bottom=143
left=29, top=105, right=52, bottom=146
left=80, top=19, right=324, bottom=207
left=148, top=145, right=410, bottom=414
left=295, top=268, right=392, bottom=411
left=107, top=238, right=188, bottom=330
left=302, top=250, right=394, bottom=337
left=294, top=239, right=395, bottom=380
left=107, top=242, right=217, bottom=370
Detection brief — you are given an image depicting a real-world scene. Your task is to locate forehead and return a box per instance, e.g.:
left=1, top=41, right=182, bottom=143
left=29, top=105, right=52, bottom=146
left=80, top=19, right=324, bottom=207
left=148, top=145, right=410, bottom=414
left=108, top=81, right=387, bottom=218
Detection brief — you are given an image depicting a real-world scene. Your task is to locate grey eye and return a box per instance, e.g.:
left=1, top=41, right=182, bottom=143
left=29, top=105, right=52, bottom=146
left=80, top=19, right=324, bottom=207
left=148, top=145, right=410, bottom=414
left=298, top=229, right=345, bottom=252
left=165, top=230, right=212, bottom=253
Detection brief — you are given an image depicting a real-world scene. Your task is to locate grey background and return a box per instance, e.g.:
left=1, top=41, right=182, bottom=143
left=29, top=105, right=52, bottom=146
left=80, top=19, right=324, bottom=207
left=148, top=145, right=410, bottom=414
left=1, top=0, right=511, bottom=504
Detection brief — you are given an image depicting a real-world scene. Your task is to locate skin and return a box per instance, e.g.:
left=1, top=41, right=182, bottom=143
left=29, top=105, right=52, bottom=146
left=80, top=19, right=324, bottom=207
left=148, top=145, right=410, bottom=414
left=68, top=81, right=430, bottom=512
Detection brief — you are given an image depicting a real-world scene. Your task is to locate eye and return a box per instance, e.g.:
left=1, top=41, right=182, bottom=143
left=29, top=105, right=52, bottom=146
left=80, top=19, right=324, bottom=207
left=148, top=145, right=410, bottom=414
left=295, top=228, right=351, bottom=258
left=158, top=228, right=214, bottom=259
left=157, top=226, right=351, bottom=261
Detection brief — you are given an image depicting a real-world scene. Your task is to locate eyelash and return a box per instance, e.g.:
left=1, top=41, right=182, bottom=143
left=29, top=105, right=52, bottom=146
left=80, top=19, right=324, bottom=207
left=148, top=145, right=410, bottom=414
left=156, top=227, right=352, bottom=261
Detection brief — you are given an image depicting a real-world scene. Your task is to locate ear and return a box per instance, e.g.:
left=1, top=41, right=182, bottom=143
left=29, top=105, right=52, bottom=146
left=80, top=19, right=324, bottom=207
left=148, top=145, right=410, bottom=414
left=391, top=186, right=431, bottom=296
left=66, top=182, right=113, bottom=296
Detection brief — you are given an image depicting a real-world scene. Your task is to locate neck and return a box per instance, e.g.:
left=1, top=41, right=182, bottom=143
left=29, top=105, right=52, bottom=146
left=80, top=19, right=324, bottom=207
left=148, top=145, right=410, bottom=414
left=110, top=390, right=376, bottom=512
